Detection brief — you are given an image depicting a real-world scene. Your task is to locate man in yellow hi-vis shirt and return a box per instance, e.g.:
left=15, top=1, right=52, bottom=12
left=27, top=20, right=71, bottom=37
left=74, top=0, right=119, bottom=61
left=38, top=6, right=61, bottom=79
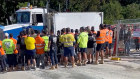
left=61, top=28, right=76, bottom=68
left=24, top=30, right=36, bottom=70
left=77, top=27, right=88, bottom=66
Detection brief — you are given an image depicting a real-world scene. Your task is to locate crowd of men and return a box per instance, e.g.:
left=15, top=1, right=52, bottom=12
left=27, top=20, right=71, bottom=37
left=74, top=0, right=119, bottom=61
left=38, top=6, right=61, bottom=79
left=0, top=24, right=113, bottom=73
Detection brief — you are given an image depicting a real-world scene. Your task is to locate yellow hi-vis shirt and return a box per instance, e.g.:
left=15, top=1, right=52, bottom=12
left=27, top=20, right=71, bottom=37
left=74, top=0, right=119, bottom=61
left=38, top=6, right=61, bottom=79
left=62, top=34, right=75, bottom=47
left=25, top=37, right=35, bottom=50
left=59, top=35, right=64, bottom=43
left=77, top=32, right=88, bottom=48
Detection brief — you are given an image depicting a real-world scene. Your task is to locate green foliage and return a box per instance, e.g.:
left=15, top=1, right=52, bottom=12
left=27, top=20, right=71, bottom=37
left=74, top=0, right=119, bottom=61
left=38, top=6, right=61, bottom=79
left=0, top=0, right=140, bottom=25
left=124, top=3, right=140, bottom=19
left=102, top=1, right=124, bottom=24
left=16, top=2, right=29, bottom=8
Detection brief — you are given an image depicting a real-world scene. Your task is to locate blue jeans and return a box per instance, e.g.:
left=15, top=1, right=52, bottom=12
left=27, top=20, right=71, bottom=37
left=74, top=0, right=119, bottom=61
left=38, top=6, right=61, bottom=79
left=64, top=47, right=74, bottom=57
left=0, top=55, right=7, bottom=70
left=125, top=41, right=130, bottom=54
left=50, top=49, right=58, bottom=66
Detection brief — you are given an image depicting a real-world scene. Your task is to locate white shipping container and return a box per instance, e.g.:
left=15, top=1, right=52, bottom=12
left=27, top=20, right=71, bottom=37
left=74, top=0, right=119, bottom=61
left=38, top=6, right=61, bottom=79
left=53, top=12, right=103, bottom=33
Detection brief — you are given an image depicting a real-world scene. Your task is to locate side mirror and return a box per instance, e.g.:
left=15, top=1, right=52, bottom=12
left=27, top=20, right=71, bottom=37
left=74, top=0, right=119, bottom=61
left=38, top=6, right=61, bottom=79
left=32, top=14, right=38, bottom=26
left=10, top=14, right=17, bottom=24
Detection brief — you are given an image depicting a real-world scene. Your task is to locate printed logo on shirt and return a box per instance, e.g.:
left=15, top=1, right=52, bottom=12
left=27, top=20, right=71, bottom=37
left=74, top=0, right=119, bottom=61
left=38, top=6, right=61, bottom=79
left=4, top=41, right=11, bottom=48
left=53, top=37, right=57, bottom=43
left=106, top=31, right=109, bottom=36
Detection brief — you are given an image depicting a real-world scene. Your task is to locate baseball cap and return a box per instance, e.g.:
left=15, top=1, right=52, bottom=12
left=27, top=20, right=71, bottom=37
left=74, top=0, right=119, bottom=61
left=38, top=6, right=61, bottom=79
left=5, top=33, right=9, bottom=37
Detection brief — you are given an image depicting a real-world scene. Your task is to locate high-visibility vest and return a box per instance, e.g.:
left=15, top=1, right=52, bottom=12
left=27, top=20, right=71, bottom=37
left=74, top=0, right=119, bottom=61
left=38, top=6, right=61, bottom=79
left=2, top=39, right=15, bottom=54
left=42, top=36, right=49, bottom=51
left=62, top=34, right=75, bottom=47
left=35, top=36, right=45, bottom=54
left=104, top=29, right=109, bottom=42
left=77, top=32, right=88, bottom=48
left=96, top=30, right=106, bottom=44
left=0, top=41, right=5, bottom=55
left=109, top=30, right=113, bottom=44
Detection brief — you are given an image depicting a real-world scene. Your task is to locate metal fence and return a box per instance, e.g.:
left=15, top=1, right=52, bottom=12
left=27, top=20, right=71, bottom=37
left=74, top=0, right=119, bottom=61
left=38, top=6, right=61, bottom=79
left=114, top=19, right=140, bottom=56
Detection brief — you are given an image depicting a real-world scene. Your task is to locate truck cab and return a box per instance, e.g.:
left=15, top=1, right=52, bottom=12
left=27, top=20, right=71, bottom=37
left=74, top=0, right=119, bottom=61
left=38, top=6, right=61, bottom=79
left=3, top=7, right=47, bottom=39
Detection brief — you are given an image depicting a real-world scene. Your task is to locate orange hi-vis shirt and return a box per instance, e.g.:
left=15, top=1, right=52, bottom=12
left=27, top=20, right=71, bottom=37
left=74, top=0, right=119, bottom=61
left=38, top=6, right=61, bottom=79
left=104, top=29, right=109, bottom=42
left=10, top=37, right=18, bottom=54
left=70, top=33, right=74, bottom=36
left=35, top=35, right=45, bottom=54
left=96, top=30, right=106, bottom=44
left=0, top=41, right=5, bottom=55
left=109, top=30, right=113, bottom=44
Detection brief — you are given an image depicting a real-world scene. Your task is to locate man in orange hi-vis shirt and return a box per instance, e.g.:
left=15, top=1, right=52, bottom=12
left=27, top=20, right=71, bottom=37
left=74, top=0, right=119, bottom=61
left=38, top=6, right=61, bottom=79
left=108, top=26, right=113, bottom=57
left=0, top=40, right=7, bottom=72
left=9, top=33, right=18, bottom=70
left=104, top=25, right=109, bottom=58
left=35, top=30, right=45, bottom=69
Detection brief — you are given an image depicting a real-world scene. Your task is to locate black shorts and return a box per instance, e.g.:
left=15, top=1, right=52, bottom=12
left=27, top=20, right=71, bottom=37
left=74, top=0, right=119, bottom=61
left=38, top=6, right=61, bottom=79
left=79, top=48, right=87, bottom=53
left=109, top=43, right=112, bottom=49
left=26, top=49, right=36, bottom=59
left=45, top=51, right=50, bottom=57
left=104, top=42, right=109, bottom=48
left=96, top=44, right=104, bottom=51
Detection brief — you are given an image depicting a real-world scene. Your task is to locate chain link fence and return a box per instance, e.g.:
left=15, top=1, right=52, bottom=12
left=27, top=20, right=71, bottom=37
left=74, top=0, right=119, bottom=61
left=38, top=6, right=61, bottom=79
left=114, top=19, right=140, bottom=56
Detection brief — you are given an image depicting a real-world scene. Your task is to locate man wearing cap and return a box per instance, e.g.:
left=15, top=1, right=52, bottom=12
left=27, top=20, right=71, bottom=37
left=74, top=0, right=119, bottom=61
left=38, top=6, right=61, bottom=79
left=48, top=30, right=58, bottom=69
left=62, top=28, right=76, bottom=67
left=2, top=33, right=15, bottom=71
left=24, top=30, right=36, bottom=70
left=77, top=27, right=88, bottom=66
left=95, top=24, right=106, bottom=64
left=35, top=30, right=45, bottom=69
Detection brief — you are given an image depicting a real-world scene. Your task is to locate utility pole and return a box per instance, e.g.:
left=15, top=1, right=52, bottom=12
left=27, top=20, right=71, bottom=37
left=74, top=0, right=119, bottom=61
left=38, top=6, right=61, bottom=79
left=59, top=4, right=61, bottom=12
left=46, top=0, right=51, bottom=33
left=66, top=0, right=68, bottom=11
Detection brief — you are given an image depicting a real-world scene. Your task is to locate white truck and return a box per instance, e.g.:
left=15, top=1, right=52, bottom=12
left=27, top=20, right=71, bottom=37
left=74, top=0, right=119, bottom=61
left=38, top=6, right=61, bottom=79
left=0, top=6, right=103, bottom=39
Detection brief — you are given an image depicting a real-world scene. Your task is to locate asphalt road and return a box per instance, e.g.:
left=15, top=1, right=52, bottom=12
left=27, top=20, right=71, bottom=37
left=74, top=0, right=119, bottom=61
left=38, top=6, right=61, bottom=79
left=0, top=55, right=140, bottom=79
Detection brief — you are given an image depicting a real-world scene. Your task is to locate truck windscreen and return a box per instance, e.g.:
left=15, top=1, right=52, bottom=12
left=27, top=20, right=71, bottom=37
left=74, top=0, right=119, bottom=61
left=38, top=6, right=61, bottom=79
left=17, top=12, right=30, bottom=23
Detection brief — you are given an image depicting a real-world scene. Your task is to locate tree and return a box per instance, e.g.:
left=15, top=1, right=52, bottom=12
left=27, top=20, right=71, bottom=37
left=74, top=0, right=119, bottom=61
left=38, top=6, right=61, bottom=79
left=0, top=0, right=140, bottom=25
left=124, top=3, right=140, bottom=19
left=119, top=0, right=140, bottom=6
left=101, top=1, right=123, bottom=24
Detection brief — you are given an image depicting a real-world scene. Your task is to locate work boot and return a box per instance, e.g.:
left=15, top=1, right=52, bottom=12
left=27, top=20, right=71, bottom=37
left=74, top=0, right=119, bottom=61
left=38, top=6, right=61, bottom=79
left=91, top=61, right=94, bottom=64
left=77, top=62, right=82, bottom=66
left=32, top=66, right=36, bottom=70
left=26, top=66, right=31, bottom=70
left=87, top=61, right=91, bottom=64
left=64, top=62, right=68, bottom=68
left=14, top=67, right=18, bottom=71
left=49, top=66, right=55, bottom=70
left=8, top=67, right=13, bottom=72
left=100, top=60, right=104, bottom=64
left=72, top=63, right=77, bottom=68
left=83, top=60, right=88, bottom=66
left=21, top=66, right=25, bottom=71
left=95, top=61, right=99, bottom=65
left=55, top=64, right=58, bottom=69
